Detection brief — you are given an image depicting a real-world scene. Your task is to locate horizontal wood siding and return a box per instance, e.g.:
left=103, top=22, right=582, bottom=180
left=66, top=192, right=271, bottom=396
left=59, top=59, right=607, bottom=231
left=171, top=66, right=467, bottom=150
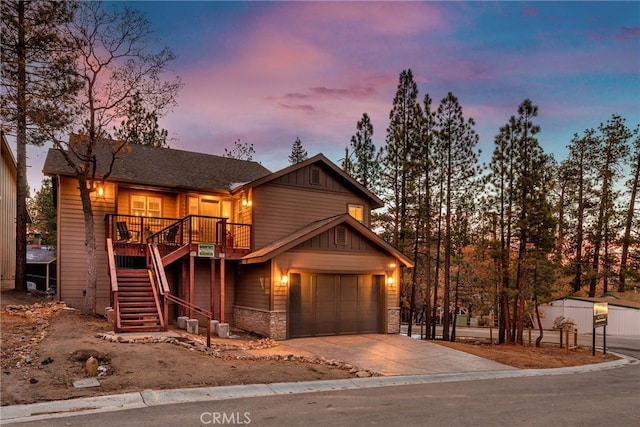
left=192, top=258, right=236, bottom=322
left=234, top=261, right=271, bottom=310
left=253, top=184, right=370, bottom=249
left=58, top=177, right=114, bottom=312
left=117, top=187, right=178, bottom=218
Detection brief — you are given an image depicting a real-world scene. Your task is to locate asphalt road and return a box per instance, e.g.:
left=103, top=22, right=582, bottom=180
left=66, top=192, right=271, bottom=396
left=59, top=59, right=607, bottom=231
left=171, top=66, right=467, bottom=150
left=10, top=362, right=639, bottom=427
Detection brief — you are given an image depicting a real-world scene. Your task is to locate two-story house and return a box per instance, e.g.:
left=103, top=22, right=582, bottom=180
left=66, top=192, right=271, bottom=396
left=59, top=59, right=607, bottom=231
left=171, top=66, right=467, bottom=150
left=43, top=142, right=412, bottom=340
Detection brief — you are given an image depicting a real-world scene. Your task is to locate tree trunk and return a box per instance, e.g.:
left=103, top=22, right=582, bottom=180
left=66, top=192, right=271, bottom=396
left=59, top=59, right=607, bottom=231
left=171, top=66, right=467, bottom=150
left=78, top=177, right=97, bottom=314
left=619, top=150, right=639, bottom=291
left=14, top=0, right=27, bottom=291
left=534, top=293, right=543, bottom=347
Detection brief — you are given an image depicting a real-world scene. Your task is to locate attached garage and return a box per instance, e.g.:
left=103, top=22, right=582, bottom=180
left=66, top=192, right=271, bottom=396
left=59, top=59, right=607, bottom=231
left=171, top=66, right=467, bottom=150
left=289, top=273, right=383, bottom=338
left=235, top=214, right=413, bottom=340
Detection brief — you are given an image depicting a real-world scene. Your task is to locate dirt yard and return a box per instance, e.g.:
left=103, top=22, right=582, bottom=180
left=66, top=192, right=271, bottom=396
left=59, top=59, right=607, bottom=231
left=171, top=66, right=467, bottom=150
left=0, top=290, right=619, bottom=406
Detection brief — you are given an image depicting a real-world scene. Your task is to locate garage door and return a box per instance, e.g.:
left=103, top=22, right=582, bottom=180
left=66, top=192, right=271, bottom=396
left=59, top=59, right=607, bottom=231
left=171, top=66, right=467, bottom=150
left=289, top=273, right=382, bottom=338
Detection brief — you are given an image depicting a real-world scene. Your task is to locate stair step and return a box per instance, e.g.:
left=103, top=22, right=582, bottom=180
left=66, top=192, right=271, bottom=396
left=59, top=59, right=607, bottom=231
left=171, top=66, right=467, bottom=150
left=121, top=314, right=160, bottom=320
left=120, top=307, right=158, bottom=314
left=119, top=325, right=163, bottom=332
left=118, top=291, right=154, bottom=297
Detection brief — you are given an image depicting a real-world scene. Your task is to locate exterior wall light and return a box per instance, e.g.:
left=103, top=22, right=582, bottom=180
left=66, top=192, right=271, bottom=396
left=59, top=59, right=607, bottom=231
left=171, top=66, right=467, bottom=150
left=281, top=275, right=288, bottom=285
left=387, top=276, right=394, bottom=286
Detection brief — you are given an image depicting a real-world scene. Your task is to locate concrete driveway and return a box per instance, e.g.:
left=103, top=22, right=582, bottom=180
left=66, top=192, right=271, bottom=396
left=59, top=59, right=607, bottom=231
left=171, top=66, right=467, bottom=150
left=245, top=334, right=515, bottom=376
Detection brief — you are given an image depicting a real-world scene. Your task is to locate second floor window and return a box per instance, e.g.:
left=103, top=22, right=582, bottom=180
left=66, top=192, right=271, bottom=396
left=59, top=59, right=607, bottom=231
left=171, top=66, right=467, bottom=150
left=131, top=195, right=162, bottom=217
left=348, top=204, right=363, bottom=222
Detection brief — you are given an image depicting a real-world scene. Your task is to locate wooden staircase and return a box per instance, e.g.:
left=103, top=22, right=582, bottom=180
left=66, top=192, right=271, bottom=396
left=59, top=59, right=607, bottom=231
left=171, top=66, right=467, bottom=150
left=115, top=268, right=164, bottom=332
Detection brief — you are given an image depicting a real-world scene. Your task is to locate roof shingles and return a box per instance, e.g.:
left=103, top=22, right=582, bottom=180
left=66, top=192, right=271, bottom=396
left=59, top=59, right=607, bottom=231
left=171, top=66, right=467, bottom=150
left=43, top=142, right=271, bottom=192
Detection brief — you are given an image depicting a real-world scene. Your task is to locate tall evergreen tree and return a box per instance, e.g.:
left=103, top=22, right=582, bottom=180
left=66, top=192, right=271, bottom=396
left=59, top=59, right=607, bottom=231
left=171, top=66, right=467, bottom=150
left=27, top=178, right=56, bottom=246
left=383, top=69, right=422, bottom=254
left=288, top=137, right=308, bottom=165
left=487, top=116, right=517, bottom=343
left=588, top=115, right=631, bottom=296
left=434, top=92, right=480, bottom=341
left=113, top=91, right=169, bottom=147
left=619, top=127, right=640, bottom=291
left=511, top=99, right=554, bottom=344
left=349, top=113, right=382, bottom=191
left=561, top=129, right=599, bottom=293
left=1, top=0, right=80, bottom=290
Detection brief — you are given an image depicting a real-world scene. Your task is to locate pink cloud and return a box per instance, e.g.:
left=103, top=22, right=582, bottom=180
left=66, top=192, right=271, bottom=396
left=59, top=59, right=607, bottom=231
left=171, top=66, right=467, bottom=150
left=616, top=26, right=640, bottom=42
left=522, top=7, right=539, bottom=17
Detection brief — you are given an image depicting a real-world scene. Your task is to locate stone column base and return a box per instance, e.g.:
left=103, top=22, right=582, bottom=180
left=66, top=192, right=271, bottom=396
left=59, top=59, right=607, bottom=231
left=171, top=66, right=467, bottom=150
left=233, top=306, right=287, bottom=340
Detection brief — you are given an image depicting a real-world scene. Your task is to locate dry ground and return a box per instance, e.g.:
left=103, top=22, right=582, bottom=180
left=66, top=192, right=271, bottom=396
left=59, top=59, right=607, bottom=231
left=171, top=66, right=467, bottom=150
left=0, top=290, right=619, bottom=406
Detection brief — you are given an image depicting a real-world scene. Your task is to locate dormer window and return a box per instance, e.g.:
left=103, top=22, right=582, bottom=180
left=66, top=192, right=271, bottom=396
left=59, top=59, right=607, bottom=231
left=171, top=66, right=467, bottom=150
left=348, top=204, right=363, bottom=222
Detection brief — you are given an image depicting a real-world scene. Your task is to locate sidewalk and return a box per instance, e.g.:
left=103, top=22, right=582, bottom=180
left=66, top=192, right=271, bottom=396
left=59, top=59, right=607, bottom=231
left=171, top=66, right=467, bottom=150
left=1, top=333, right=637, bottom=425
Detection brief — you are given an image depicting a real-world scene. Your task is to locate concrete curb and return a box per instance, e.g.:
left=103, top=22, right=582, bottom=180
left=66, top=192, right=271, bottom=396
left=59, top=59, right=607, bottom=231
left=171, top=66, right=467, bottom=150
left=1, top=353, right=636, bottom=425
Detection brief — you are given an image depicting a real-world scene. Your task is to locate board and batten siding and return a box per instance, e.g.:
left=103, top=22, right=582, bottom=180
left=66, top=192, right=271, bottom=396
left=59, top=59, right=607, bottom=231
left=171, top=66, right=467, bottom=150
left=57, top=177, right=114, bottom=312
left=272, top=249, right=398, bottom=315
left=234, top=261, right=271, bottom=310
left=252, top=184, right=371, bottom=249
left=0, top=140, right=17, bottom=289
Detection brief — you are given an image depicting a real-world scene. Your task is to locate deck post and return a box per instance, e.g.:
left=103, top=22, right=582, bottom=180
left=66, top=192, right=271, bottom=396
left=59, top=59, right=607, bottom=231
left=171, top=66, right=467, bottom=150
left=189, top=252, right=195, bottom=319
left=181, top=260, right=188, bottom=317
left=210, top=258, right=216, bottom=319
left=220, top=256, right=225, bottom=323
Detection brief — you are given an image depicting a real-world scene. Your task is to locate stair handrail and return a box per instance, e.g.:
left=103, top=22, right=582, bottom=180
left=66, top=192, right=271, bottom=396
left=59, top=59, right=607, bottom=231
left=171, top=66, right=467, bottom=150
left=146, top=270, right=166, bottom=330
left=106, top=238, right=121, bottom=331
left=149, top=243, right=170, bottom=330
left=148, top=242, right=214, bottom=347
left=164, top=293, right=214, bottom=347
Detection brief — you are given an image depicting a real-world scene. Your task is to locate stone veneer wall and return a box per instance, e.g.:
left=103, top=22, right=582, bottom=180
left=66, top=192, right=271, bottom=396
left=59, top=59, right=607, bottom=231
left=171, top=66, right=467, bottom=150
left=387, top=307, right=401, bottom=334
left=233, top=306, right=287, bottom=340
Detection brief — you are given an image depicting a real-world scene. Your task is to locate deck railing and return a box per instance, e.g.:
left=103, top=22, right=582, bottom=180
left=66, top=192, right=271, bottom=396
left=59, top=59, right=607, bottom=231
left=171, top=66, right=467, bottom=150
left=105, top=214, right=252, bottom=251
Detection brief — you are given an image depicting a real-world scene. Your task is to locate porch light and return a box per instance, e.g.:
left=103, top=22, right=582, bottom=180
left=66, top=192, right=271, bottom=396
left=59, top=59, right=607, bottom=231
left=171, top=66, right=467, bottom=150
left=281, top=275, right=288, bottom=285
left=389, top=262, right=396, bottom=269
left=97, top=185, right=104, bottom=197
left=242, top=198, right=252, bottom=207
left=387, top=276, right=394, bottom=286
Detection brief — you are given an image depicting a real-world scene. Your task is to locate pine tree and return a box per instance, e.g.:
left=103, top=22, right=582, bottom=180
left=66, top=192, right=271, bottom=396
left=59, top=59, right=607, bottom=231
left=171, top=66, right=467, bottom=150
left=383, top=69, right=422, bottom=253
left=619, top=127, right=640, bottom=291
left=1, top=0, right=80, bottom=290
left=588, top=115, right=631, bottom=296
left=288, top=137, right=308, bottom=164
left=349, top=113, right=381, bottom=192
left=434, top=92, right=480, bottom=341
left=114, top=91, right=169, bottom=147
left=561, top=129, right=599, bottom=293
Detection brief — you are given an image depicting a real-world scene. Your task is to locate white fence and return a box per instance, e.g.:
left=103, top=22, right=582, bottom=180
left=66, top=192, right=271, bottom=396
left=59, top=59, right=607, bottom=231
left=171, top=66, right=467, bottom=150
left=536, top=298, right=640, bottom=336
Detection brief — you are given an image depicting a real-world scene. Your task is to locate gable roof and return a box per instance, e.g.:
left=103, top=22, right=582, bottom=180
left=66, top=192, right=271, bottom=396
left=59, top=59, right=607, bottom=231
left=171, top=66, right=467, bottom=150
left=43, top=141, right=271, bottom=192
left=241, top=213, right=413, bottom=267
left=235, top=154, right=384, bottom=209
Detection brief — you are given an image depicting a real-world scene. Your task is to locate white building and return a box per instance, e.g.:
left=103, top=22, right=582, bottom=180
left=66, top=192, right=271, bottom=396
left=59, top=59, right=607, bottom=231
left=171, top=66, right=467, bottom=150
left=537, top=296, right=640, bottom=336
